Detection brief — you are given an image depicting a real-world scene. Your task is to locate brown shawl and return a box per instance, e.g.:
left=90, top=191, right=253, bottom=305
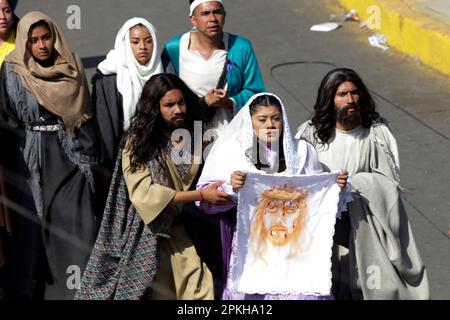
left=6, top=11, right=90, bottom=132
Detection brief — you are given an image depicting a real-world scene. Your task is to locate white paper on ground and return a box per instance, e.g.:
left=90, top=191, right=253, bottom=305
left=368, top=34, right=389, bottom=50
left=310, top=22, right=341, bottom=32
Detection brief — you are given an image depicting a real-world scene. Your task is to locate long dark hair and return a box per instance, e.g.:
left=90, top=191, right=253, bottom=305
left=311, top=68, right=382, bottom=143
left=6, top=0, right=19, bottom=34
left=249, top=94, right=286, bottom=172
left=123, top=73, right=201, bottom=173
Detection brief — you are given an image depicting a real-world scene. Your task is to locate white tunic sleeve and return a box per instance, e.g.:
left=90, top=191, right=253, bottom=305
left=296, top=139, right=323, bottom=174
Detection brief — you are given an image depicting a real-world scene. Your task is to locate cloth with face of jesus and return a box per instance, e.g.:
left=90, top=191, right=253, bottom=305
left=228, top=171, right=342, bottom=296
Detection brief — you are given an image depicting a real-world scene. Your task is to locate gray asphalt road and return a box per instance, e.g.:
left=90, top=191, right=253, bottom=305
left=16, top=0, right=450, bottom=299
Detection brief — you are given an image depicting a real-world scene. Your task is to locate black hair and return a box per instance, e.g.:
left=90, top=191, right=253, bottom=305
left=248, top=94, right=286, bottom=172
left=9, top=0, right=18, bottom=11
left=29, top=19, right=50, bottom=33
left=123, top=73, right=201, bottom=173
left=5, top=0, right=19, bottom=33
left=249, top=94, right=283, bottom=116
left=311, top=68, right=383, bottom=144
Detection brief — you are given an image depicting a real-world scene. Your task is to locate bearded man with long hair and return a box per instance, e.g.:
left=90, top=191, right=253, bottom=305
left=296, top=68, right=429, bottom=300
left=76, top=73, right=229, bottom=300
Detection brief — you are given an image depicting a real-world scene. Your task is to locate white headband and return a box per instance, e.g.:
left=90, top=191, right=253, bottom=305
left=189, top=0, right=224, bottom=16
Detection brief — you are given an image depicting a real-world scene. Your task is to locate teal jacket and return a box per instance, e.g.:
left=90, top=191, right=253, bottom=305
left=162, top=33, right=265, bottom=111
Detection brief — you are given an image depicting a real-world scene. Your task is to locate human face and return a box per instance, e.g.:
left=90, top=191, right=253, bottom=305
left=264, top=199, right=302, bottom=246
left=190, top=1, right=225, bottom=38
left=334, top=81, right=361, bottom=129
left=0, top=1, right=13, bottom=37
left=251, top=105, right=283, bottom=146
left=129, top=25, right=154, bottom=66
left=27, top=25, right=54, bottom=63
left=159, top=89, right=187, bottom=130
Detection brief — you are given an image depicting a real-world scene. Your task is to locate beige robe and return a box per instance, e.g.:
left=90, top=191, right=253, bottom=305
left=122, top=149, right=214, bottom=300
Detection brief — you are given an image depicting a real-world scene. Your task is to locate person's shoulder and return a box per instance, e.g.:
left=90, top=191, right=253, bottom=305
left=369, top=119, right=399, bottom=152
left=0, top=61, right=18, bottom=80
left=1, top=61, right=11, bottom=73
left=228, top=33, right=253, bottom=48
left=300, top=119, right=314, bottom=128
left=164, top=33, right=185, bottom=48
left=2, top=60, right=16, bottom=71
left=294, top=120, right=314, bottom=138
left=229, top=33, right=250, bottom=43
left=91, top=69, right=116, bottom=85
left=226, top=33, right=256, bottom=54
left=370, top=118, right=395, bottom=137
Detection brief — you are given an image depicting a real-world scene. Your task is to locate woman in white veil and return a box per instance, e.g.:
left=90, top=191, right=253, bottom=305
left=93, top=18, right=163, bottom=168
left=197, top=93, right=346, bottom=299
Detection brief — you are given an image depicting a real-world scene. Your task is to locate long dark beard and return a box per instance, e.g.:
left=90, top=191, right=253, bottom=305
left=335, top=104, right=361, bottom=127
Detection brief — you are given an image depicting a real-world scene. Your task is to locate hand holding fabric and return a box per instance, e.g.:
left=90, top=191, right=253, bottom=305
left=201, top=181, right=230, bottom=204
left=231, top=171, right=247, bottom=192
left=336, top=170, right=349, bottom=190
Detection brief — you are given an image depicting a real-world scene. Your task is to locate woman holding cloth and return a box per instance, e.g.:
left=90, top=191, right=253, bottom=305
left=196, top=93, right=349, bottom=299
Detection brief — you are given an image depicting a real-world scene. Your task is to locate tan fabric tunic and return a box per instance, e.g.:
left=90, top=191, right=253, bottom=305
left=122, top=149, right=213, bottom=300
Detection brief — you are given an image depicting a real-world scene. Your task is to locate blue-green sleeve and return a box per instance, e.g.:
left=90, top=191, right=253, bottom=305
left=161, top=35, right=182, bottom=74
left=228, top=37, right=265, bottom=110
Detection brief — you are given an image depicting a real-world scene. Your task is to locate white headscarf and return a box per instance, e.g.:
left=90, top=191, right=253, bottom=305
left=98, top=18, right=163, bottom=130
left=198, top=93, right=307, bottom=194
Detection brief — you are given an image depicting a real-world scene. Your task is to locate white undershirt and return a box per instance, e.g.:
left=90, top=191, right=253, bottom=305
left=179, top=32, right=229, bottom=97
left=315, top=126, right=370, bottom=174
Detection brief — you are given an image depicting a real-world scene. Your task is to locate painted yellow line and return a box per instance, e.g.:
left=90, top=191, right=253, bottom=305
left=337, top=0, right=450, bottom=77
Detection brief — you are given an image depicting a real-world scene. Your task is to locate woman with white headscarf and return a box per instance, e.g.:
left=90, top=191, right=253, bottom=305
left=196, top=93, right=348, bottom=300
left=93, top=18, right=163, bottom=169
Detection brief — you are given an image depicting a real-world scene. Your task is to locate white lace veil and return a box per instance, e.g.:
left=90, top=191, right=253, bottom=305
left=198, top=93, right=302, bottom=191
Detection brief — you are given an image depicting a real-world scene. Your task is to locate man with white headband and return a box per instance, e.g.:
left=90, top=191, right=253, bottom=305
left=162, top=0, right=265, bottom=299
left=162, top=0, right=265, bottom=134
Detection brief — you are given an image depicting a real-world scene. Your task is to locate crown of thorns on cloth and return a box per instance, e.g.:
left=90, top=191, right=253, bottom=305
left=261, top=185, right=308, bottom=202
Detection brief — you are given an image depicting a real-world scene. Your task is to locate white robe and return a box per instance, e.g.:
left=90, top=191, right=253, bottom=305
left=296, top=121, right=430, bottom=300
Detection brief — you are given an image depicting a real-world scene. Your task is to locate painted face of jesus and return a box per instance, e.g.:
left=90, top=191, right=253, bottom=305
left=263, top=198, right=304, bottom=246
